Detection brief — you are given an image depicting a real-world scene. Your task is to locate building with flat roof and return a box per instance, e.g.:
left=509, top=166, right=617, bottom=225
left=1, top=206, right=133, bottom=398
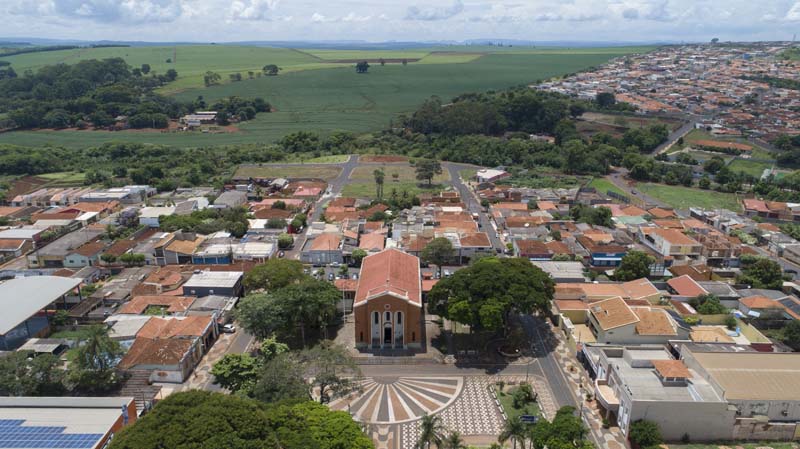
left=0, top=396, right=137, bottom=449
left=182, top=270, right=243, bottom=297
left=0, top=276, right=82, bottom=350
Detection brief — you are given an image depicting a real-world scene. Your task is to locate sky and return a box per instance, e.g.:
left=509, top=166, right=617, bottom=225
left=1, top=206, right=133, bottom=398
left=4, top=0, right=800, bottom=44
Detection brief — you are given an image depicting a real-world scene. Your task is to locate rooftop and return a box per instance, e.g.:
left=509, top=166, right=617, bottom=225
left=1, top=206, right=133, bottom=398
left=355, top=248, right=421, bottom=307
left=689, top=350, right=800, bottom=401
left=0, top=277, right=81, bottom=335
left=183, top=271, right=243, bottom=289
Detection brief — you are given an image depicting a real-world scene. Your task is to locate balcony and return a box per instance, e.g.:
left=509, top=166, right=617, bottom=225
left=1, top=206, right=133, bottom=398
left=594, top=379, right=619, bottom=411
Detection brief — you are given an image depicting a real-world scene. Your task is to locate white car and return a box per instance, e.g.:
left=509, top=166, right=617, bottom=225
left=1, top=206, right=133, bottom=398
left=221, top=324, right=236, bottom=334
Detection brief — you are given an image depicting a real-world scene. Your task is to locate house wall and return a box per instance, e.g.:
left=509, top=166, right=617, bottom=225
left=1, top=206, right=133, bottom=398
left=623, top=397, right=736, bottom=441
left=354, top=294, right=422, bottom=349
left=732, top=418, right=799, bottom=441
left=64, top=254, right=97, bottom=268
left=302, top=249, right=343, bottom=266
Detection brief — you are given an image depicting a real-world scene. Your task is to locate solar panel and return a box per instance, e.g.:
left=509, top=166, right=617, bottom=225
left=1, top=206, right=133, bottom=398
left=779, top=297, right=800, bottom=315
left=0, top=419, right=103, bottom=449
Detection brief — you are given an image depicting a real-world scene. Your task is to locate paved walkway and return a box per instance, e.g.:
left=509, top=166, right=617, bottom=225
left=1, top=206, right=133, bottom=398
left=548, top=325, right=628, bottom=449
left=180, top=332, right=241, bottom=391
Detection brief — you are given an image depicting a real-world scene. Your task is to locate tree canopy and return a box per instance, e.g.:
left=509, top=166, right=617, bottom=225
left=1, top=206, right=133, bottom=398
left=737, top=257, right=785, bottom=289
left=421, top=237, right=455, bottom=274
left=614, top=251, right=654, bottom=282
left=427, top=257, right=554, bottom=332
left=243, top=258, right=305, bottom=292
left=108, top=390, right=373, bottom=449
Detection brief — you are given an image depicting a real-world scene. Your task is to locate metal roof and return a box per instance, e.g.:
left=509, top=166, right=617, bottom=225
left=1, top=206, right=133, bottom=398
left=0, top=277, right=82, bottom=335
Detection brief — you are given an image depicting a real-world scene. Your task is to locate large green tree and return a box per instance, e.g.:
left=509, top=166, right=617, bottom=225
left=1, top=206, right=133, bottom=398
left=422, top=237, right=455, bottom=276
left=737, top=257, right=784, bottom=289
left=243, top=258, right=305, bottom=292
left=783, top=320, right=800, bottom=351
left=415, top=413, right=445, bottom=449
left=237, top=278, right=339, bottom=345
left=210, top=353, right=261, bottom=394
left=252, top=352, right=310, bottom=403
left=299, top=341, right=361, bottom=404
left=373, top=168, right=385, bottom=199
left=108, top=390, right=373, bottom=449
left=415, top=159, right=443, bottom=186
left=614, top=251, right=654, bottom=281
left=0, top=352, right=66, bottom=396
left=427, top=257, right=554, bottom=333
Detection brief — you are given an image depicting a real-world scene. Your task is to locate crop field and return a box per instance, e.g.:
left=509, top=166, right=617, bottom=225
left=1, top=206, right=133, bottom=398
left=233, top=164, right=342, bottom=181
left=0, top=46, right=648, bottom=148
left=349, top=165, right=450, bottom=183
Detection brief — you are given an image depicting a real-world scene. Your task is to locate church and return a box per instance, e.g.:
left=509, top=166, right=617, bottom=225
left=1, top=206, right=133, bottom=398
left=353, top=248, right=423, bottom=350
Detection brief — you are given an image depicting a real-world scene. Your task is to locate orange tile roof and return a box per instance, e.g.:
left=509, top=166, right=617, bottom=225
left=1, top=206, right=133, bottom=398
left=355, top=249, right=421, bottom=307
left=589, top=297, right=639, bottom=331
left=554, top=300, right=590, bottom=311
left=460, top=232, right=491, bottom=247
left=648, top=207, right=676, bottom=219
left=310, top=233, right=342, bottom=251
left=421, top=279, right=439, bottom=292
left=633, top=308, right=677, bottom=336
left=492, top=202, right=529, bottom=211
left=67, top=201, right=119, bottom=213
left=118, top=295, right=195, bottom=314
left=118, top=337, right=195, bottom=369
left=165, top=237, right=204, bottom=255
left=359, top=233, right=385, bottom=251
left=667, top=275, right=708, bottom=297
left=652, top=360, right=691, bottom=379
left=740, top=296, right=782, bottom=310
left=0, top=239, right=25, bottom=250
left=334, top=279, right=358, bottom=292
left=104, top=239, right=136, bottom=257
left=0, top=207, right=24, bottom=217
left=642, top=227, right=699, bottom=246
left=72, top=241, right=106, bottom=257
left=136, top=316, right=213, bottom=339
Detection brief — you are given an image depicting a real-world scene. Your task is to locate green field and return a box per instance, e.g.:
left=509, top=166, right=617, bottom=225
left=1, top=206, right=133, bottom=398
left=638, top=183, right=742, bottom=211
left=0, top=47, right=646, bottom=149
left=588, top=177, right=626, bottom=196
left=350, top=165, right=450, bottom=183
left=728, top=159, right=772, bottom=177
left=341, top=181, right=444, bottom=199
left=233, top=164, right=342, bottom=181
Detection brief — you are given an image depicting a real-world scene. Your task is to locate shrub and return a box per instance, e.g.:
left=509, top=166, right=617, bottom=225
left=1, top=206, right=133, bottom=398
left=628, top=420, right=662, bottom=449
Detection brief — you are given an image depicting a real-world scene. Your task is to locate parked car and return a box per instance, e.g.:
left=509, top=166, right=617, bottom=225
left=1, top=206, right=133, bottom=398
left=351, top=273, right=359, bottom=280
left=278, top=251, right=285, bottom=258
left=221, top=324, right=236, bottom=334
left=327, top=273, right=335, bottom=281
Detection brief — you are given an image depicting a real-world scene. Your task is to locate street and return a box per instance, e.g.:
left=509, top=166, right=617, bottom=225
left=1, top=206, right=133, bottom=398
left=445, top=162, right=506, bottom=252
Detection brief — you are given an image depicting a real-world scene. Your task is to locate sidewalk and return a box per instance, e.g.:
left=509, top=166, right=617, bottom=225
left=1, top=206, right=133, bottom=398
left=548, top=324, right=628, bottom=449
left=180, top=332, right=238, bottom=391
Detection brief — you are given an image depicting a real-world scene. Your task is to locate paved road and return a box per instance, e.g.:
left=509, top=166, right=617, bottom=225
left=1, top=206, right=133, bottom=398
left=653, top=116, right=701, bottom=155
left=606, top=169, right=669, bottom=209
left=445, top=162, right=505, bottom=252
left=750, top=245, right=800, bottom=280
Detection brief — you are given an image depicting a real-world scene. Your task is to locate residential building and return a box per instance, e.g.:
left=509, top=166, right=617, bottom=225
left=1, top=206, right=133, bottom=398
left=639, top=227, right=703, bottom=264
left=584, top=297, right=689, bottom=344
left=301, top=233, right=343, bottom=266
left=182, top=271, right=243, bottom=297
left=138, top=206, right=176, bottom=228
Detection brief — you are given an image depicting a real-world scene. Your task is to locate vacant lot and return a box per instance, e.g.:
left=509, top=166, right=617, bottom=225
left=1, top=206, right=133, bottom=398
left=588, top=177, right=626, bottom=197
left=728, top=159, right=772, bottom=177
left=581, top=112, right=684, bottom=132
left=637, top=183, right=742, bottom=211
left=233, top=164, right=341, bottom=181
left=341, top=181, right=445, bottom=199
left=359, top=155, right=409, bottom=163
left=350, top=165, right=450, bottom=183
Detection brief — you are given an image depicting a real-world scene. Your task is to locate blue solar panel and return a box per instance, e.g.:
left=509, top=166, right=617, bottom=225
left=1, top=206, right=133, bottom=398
left=0, top=419, right=103, bottom=449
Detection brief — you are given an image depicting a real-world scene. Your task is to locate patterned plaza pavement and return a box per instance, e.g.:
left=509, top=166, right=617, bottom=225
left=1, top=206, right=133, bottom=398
left=329, top=374, right=557, bottom=449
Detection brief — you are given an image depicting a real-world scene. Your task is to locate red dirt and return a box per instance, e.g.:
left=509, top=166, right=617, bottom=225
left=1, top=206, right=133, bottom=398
left=359, top=155, right=409, bottom=163
left=6, top=176, right=49, bottom=199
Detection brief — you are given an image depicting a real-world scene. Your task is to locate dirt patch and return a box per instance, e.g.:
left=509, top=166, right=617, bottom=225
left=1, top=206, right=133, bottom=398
left=6, top=176, right=49, bottom=198
left=359, top=155, right=409, bottom=163
left=324, top=58, right=422, bottom=64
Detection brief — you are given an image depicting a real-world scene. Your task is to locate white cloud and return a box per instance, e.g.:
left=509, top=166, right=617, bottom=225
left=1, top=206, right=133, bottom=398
left=228, top=0, right=279, bottom=21
left=787, top=1, right=800, bottom=21
left=47, top=0, right=184, bottom=23
left=405, top=0, right=463, bottom=21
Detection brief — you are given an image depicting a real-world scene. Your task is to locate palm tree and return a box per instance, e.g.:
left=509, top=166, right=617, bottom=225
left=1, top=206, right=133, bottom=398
left=499, top=417, right=527, bottom=449
left=373, top=168, right=385, bottom=199
left=442, top=431, right=467, bottom=449
left=416, top=413, right=445, bottom=449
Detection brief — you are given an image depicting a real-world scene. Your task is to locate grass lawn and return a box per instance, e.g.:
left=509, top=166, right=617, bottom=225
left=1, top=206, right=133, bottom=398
left=459, top=168, right=478, bottom=181
left=496, top=386, right=541, bottom=421
left=588, top=177, right=626, bottom=197
left=292, top=154, right=351, bottom=164
left=341, top=181, right=444, bottom=199
left=36, top=171, right=87, bottom=185
left=728, top=159, right=772, bottom=177
left=233, top=164, right=342, bottom=180
left=350, top=165, right=450, bottom=183
left=637, top=183, right=742, bottom=211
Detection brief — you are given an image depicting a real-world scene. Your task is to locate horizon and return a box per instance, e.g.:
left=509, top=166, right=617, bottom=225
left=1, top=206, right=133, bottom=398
left=3, top=1, right=800, bottom=44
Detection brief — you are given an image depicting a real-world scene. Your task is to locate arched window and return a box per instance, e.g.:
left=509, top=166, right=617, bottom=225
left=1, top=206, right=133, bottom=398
left=373, top=311, right=379, bottom=325
left=396, top=311, right=403, bottom=325
left=385, top=311, right=391, bottom=322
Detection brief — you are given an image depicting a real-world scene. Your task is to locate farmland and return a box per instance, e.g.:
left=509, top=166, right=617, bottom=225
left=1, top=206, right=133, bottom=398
left=0, top=46, right=650, bottom=148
